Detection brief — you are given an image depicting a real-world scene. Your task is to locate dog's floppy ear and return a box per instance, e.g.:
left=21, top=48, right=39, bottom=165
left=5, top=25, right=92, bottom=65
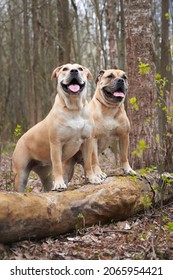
left=84, top=67, right=93, bottom=81
left=95, top=69, right=105, bottom=84
left=51, top=65, right=63, bottom=80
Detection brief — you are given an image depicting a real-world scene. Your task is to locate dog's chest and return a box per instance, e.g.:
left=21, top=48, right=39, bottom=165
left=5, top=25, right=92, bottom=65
left=66, top=116, right=92, bottom=139
left=61, top=116, right=92, bottom=160
left=105, top=117, right=119, bottom=132
left=98, top=116, right=119, bottom=135
left=97, top=117, right=120, bottom=150
left=68, top=118, right=85, bottom=130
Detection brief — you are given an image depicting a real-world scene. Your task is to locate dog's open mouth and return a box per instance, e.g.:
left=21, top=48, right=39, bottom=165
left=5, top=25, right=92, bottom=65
left=102, top=86, right=125, bottom=102
left=61, top=79, right=85, bottom=95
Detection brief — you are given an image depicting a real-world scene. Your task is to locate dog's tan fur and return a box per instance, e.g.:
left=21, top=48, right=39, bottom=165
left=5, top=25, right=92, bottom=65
left=12, top=63, right=93, bottom=192
left=86, top=69, right=135, bottom=182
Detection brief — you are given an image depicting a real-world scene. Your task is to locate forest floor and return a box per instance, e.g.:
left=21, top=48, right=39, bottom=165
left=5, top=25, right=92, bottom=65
left=0, top=149, right=173, bottom=260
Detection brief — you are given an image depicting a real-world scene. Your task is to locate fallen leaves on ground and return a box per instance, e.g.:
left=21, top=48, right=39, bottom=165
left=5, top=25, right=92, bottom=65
left=0, top=151, right=173, bottom=260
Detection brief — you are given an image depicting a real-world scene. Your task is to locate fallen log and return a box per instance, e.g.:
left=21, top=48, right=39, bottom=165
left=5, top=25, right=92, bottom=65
left=0, top=175, right=172, bottom=244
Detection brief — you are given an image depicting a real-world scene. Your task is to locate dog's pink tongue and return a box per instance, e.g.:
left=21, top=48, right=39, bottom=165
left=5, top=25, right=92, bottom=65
left=68, top=84, right=80, bottom=92
left=113, top=92, right=125, bottom=97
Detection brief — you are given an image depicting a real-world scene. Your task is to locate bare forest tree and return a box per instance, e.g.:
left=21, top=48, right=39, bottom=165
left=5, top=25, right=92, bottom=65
left=160, top=0, right=173, bottom=171
left=124, top=0, right=160, bottom=169
left=23, top=0, right=35, bottom=127
left=0, top=0, right=172, bottom=172
left=105, top=0, right=118, bottom=68
left=57, top=0, right=71, bottom=64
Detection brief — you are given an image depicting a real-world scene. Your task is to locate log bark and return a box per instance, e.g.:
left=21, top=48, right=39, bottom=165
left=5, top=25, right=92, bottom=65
left=0, top=176, right=172, bottom=244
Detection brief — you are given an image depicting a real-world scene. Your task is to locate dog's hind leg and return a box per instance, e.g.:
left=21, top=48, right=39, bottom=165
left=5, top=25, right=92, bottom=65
left=63, top=158, right=76, bottom=186
left=32, top=165, right=53, bottom=192
left=63, top=151, right=84, bottom=185
left=13, top=166, right=30, bottom=192
left=12, top=155, right=31, bottom=192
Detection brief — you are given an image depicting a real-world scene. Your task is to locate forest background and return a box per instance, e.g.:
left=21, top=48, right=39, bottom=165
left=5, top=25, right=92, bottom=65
left=0, top=0, right=173, bottom=173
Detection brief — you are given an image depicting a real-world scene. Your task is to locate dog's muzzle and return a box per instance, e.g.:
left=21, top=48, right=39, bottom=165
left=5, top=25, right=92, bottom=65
left=61, top=69, right=85, bottom=95
left=102, top=78, right=126, bottom=103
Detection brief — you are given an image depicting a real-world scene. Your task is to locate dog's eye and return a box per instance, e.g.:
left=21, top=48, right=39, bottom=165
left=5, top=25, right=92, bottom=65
left=78, top=67, right=83, bottom=71
left=107, top=73, right=114, bottom=79
left=62, top=67, right=68, bottom=71
left=122, top=74, right=127, bottom=80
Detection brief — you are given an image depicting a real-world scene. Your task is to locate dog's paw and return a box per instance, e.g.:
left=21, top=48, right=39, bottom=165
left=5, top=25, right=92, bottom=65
left=51, top=181, right=67, bottom=192
left=86, top=175, right=104, bottom=185
left=125, top=168, right=137, bottom=176
left=93, top=166, right=107, bottom=181
left=122, top=164, right=136, bottom=176
left=97, top=171, right=107, bottom=180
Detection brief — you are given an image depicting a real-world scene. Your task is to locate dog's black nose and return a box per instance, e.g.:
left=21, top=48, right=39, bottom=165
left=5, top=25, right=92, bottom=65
left=70, top=69, right=78, bottom=73
left=117, top=78, right=124, bottom=85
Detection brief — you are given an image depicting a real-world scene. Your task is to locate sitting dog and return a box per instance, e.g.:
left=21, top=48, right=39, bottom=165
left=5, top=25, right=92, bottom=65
left=12, top=63, right=93, bottom=192
left=87, top=68, right=136, bottom=181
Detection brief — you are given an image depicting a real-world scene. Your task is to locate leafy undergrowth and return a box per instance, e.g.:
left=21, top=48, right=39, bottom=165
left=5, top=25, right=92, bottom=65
left=0, top=150, right=173, bottom=260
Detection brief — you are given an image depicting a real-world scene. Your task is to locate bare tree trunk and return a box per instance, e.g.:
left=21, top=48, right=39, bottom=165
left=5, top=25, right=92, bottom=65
left=95, top=16, right=102, bottom=71
left=158, top=0, right=170, bottom=144
left=124, top=0, right=159, bottom=169
left=6, top=1, right=17, bottom=130
left=32, top=0, right=42, bottom=123
left=93, top=0, right=108, bottom=68
left=71, top=0, right=81, bottom=64
left=105, top=0, right=118, bottom=68
left=164, top=83, right=173, bottom=171
left=23, top=0, right=35, bottom=127
left=159, top=0, right=173, bottom=172
left=161, top=0, right=172, bottom=89
left=119, top=0, right=125, bottom=70
left=57, top=0, right=71, bottom=64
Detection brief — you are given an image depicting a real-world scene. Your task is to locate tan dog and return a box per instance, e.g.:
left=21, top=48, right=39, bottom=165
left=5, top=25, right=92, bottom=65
left=12, top=63, right=93, bottom=192
left=86, top=68, right=136, bottom=181
left=65, top=68, right=136, bottom=184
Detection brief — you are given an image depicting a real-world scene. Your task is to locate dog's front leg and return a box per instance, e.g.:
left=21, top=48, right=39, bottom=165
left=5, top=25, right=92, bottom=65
left=82, top=139, right=105, bottom=184
left=119, top=133, right=136, bottom=174
left=50, top=142, right=67, bottom=191
left=92, top=139, right=107, bottom=180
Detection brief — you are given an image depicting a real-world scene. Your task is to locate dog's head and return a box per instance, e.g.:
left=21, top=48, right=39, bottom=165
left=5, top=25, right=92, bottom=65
left=96, top=69, right=128, bottom=106
left=51, top=64, right=92, bottom=97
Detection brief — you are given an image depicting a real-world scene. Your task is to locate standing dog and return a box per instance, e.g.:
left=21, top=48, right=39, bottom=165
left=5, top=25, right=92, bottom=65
left=86, top=68, right=136, bottom=181
left=65, top=69, right=136, bottom=184
left=12, top=63, right=93, bottom=192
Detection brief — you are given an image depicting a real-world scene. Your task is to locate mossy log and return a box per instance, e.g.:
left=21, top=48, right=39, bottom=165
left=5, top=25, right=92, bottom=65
left=0, top=175, right=172, bottom=244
